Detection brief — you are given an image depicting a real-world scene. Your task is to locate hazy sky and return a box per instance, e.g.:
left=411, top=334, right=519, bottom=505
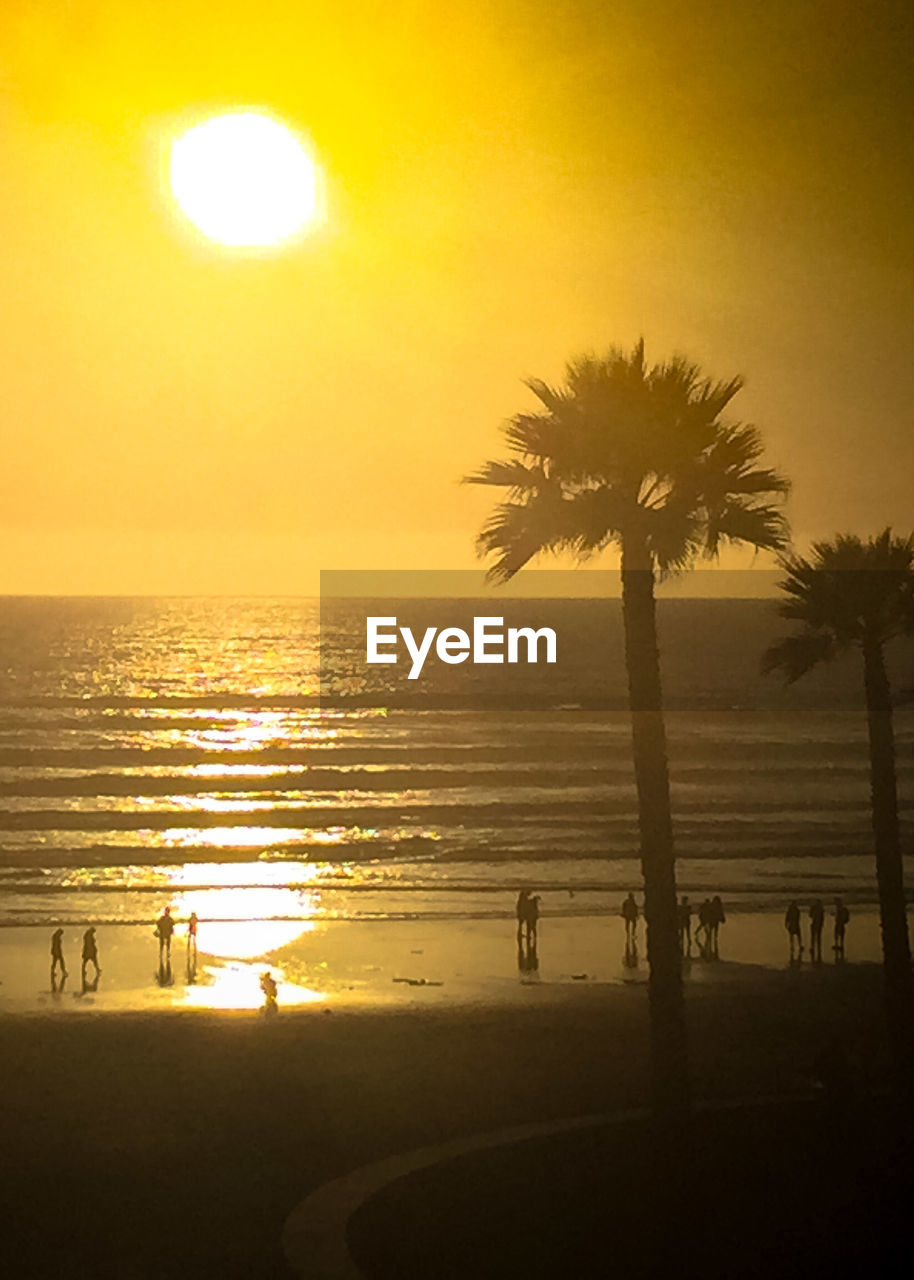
left=2, top=0, right=912, bottom=593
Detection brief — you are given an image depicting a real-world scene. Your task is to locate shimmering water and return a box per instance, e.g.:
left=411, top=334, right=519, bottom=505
left=0, top=596, right=911, bottom=931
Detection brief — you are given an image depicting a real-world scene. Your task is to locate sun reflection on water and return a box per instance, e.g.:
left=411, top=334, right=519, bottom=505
left=161, top=825, right=309, bottom=848
left=159, top=861, right=329, bottom=1008
left=168, top=881, right=318, bottom=960
left=181, top=962, right=325, bottom=1010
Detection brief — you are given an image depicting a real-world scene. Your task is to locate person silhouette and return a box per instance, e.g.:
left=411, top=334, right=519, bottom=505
left=678, top=896, right=692, bottom=955
left=621, top=892, right=639, bottom=945
left=524, top=893, right=541, bottom=945
left=155, top=906, right=175, bottom=964
left=515, top=890, right=530, bottom=946
left=81, top=927, right=100, bottom=985
left=186, top=911, right=199, bottom=980
left=260, top=970, right=278, bottom=1014
left=710, top=895, right=726, bottom=957
left=809, top=899, right=825, bottom=962
left=785, top=901, right=803, bottom=959
left=833, top=898, right=850, bottom=958
left=50, top=928, right=68, bottom=989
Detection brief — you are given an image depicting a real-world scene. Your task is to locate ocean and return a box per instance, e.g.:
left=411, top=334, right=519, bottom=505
left=0, top=595, right=911, bottom=933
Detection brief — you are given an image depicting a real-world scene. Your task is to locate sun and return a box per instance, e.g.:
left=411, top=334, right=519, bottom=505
left=169, top=111, right=322, bottom=249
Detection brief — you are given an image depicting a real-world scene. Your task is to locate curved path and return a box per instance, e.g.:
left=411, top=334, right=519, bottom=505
left=281, top=1090, right=825, bottom=1278
left=282, top=1108, right=639, bottom=1278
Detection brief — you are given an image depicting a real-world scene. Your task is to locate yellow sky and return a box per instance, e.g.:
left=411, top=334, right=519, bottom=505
left=2, top=0, right=912, bottom=593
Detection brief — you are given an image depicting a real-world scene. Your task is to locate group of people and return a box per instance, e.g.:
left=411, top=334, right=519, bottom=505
left=153, top=906, right=198, bottom=985
left=48, top=909, right=281, bottom=1011
left=785, top=898, right=850, bottom=960
left=621, top=891, right=727, bottom=959
left=533, top=889, right=854, bottom=969
left=50, top=925, right=100, bottom=993
left=679, top=895, right=727, bottom=958
left=48, top=906, right=200, bottom=994
left=629, top=892, right=851, bottom=964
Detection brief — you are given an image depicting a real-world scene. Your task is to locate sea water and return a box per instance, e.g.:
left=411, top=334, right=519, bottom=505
left=0, top=595, right=911, bottom=935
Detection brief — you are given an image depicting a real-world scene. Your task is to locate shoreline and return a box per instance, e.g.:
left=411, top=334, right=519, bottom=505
left=0, top=906, right=893, bottom=1016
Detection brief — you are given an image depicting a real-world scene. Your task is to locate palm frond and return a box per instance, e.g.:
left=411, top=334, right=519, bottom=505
left=474, top=479, right=581, bottom=583
left=463, top=459, right=546, bottom=493
left=645, top=501, right=704, bottom=575
left=705, top=499, right=791, bottom=558
left=761, top=629, right=840, bottom=683
left=563, top=486, right=638, bottom=554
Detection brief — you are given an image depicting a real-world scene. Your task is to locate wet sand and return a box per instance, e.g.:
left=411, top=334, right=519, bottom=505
left=0, top=907, right=891, bottom=1016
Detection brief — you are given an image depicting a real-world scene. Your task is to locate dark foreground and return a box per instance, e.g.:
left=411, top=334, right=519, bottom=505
left=349, top=1097, right=913, bottom=1278
left=0, top=966, right=894, bottom=1278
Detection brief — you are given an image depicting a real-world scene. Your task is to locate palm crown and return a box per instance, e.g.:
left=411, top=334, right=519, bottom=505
left=465, top=340, right=790, bottom=581
left=762, top=530, right=914, bottom=683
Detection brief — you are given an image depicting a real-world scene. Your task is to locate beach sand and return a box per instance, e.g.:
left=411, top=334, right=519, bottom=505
left=0, top=907, right=898, bottom=1277
left=0, top=907, right=892, bottom=1016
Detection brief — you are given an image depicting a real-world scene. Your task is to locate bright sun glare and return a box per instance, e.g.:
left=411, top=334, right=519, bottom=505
left=169, top=111, right=321, bottom=248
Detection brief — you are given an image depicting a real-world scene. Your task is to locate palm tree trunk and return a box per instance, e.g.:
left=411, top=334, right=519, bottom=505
left=620, top=537, right=690, bottom=1130
left=862, top=635, right=914, bottom=1087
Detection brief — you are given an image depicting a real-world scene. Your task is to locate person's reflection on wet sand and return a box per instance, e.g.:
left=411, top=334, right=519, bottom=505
left=623, top=936, right=638, bottom=969
left=156, top=958, right=174, bottom=988
left=517, top=931, right=539, bottom=975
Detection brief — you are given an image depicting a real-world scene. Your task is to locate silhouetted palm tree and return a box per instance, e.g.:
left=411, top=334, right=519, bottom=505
left=466, top=340, right=790, bottom=1125
left=762, top=530, right=914, bottom=1083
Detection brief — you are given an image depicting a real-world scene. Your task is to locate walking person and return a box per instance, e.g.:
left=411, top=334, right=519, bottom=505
left=621, top=892, right=639, bottom=945
left=81, top=927, right=100, bottom=986
left=710, top=895, right=726, bottom=957
left=833, top=897, right=850, bottom=958
left=678, top=896, right=692, bottom=955
left=809, top=899, right=825, bottom=962
left=186, top=911, right=199, bottom=980
left=515, top=890, right=530, bottom=947
left=697, top=898, right=713, bottom=956
left=155, top=906, right=176, bottom=965
left=785, top=900, right=803, bottom=959
left=50, top=928, right=68, bottom=989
